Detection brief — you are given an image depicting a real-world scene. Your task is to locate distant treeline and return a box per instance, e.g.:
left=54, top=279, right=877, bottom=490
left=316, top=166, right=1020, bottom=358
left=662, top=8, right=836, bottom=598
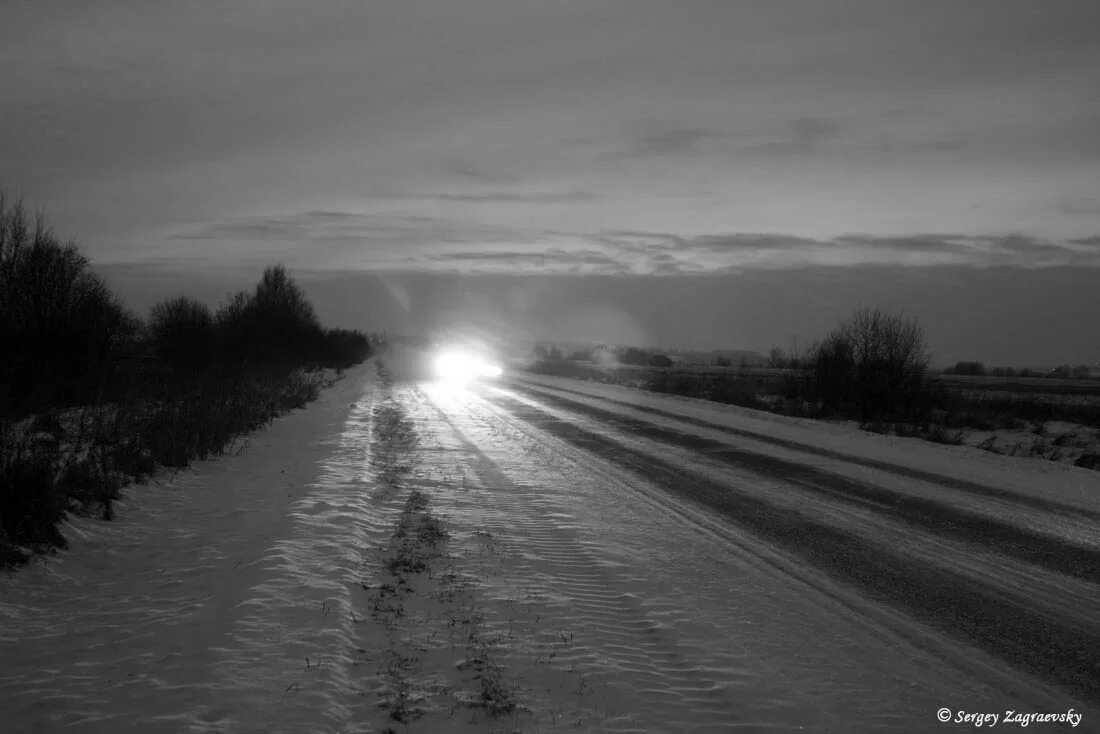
left=0, top=195, right=376, bottom=565
left=529, top=307, right=1100, bottom=461
left=941, top=361, right=1095, bottom=379
left=537, top=344, right=682, bottom=368
left=534, top=307, right=934, bottom=422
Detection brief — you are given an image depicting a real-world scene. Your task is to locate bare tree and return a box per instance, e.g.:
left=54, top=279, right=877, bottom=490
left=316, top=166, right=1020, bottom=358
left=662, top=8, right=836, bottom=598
left=810, top=307, right=931, bottom=419
left=0, top=196, right=136, bottom=415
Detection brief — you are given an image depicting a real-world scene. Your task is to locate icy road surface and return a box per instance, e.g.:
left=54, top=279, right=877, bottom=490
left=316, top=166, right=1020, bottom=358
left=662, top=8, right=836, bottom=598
left=1, top=360, right=1098, bottom=733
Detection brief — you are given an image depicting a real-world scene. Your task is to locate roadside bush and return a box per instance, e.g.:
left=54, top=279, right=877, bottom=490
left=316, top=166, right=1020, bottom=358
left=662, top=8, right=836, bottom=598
left=0, top=422, right=67, bottom=562
left=149, top=296, right=216, bottom=376
left=106, top=437, right=156, bottom=483
left=1075, top=454, right=1100, bottom=470
left=317, top=328, right=373, bottom=368
left=29, top=410, right=65, bottom=440
left=708, top=375, right=767, bottom=409
left=648, top=371, right=703, bottom=397
left=926, top=425, right=966, bottom=445
left=860, top=420, right=892, bottom=435
left=808, top=307, right=930, bottom=420
left=135, top=368, right=327, bottom=471
left=56, top=457, right=122, bottom=521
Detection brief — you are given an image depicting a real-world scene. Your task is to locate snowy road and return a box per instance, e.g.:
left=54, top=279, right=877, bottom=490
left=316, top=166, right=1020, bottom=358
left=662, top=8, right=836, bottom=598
left=2, top=360, right=1098, bottom=733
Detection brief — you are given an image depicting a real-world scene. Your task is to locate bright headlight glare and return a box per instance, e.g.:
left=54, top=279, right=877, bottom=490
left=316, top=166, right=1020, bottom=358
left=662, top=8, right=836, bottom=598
left=431, top=349, right=502, bottom=383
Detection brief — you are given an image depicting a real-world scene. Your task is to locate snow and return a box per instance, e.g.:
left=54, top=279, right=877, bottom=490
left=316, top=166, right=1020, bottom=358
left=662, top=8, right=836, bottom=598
left=1, top=359, right=1097, bottom=732
left=514, top=373, right=1100, bottom=514
left=0, top=364, right=384, bottom=734
left=419, top=382, right=1094, bottom=727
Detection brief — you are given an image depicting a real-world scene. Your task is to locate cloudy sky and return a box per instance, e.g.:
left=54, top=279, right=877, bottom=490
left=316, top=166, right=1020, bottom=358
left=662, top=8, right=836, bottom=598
left=3, top=1, right=1098, bottom=365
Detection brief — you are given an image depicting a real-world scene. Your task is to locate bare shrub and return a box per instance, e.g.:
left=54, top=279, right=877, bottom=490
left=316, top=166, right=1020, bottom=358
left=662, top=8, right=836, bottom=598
left=927, top=425, right=965, bottom=445
left=0, top=421, right=67, bottom=562
left=809, top=307, right=930, bottom=420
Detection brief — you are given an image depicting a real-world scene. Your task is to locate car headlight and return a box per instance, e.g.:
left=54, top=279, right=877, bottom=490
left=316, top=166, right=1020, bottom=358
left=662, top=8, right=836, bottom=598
left=431, top=348, right=503, bottom=383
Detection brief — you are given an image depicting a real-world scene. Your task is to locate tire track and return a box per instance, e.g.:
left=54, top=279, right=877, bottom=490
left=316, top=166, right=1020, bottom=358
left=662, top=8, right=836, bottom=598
left=488, top=385, right=1100, bottom=634
left=506, top=381, right=1100, bottom=584
left=422, top=382, right=1083, bottom=728
left=513, top=375, right=1100, bottom=522
left=480, top=390, right=1100, bottom=705
left=410, top=385, right=755, bottom=732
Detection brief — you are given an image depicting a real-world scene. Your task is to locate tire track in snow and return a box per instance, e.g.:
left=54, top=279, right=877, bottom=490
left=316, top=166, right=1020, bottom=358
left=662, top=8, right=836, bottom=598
left=479, top=390, right=1100, bottom=706
left=409, top=384, right=752, bottom=732
left=503, top=382, right=1100, bottom=633
left=500, top=383, right=1100, bottom=629
left=418, top=382, right=1086, bottom=730
left=510, top=381, right=1100, bottom=584
left=515, top=375, right=1100, bottom=522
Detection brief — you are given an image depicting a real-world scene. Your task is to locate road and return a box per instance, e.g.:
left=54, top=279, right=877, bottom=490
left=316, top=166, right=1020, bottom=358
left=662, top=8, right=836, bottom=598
left=1, top=359, right=1097, bottom=733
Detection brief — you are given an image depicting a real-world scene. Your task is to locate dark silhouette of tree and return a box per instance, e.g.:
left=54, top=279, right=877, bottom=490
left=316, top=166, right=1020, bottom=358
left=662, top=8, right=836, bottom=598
left=618, top=347, right=651, bottom=365
left=810, top=307, right=930, bottom=419
left=213, top=266, right=324, bottom=370
left=0, top=196, right=136, bottom=415
left=951, top=361, right=987, bottom=376
left=148, top=296, right=215, bottom=376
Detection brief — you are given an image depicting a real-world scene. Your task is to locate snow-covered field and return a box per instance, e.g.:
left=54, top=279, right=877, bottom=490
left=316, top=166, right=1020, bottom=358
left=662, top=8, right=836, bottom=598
left=1, top=358, right=1097, bottom=732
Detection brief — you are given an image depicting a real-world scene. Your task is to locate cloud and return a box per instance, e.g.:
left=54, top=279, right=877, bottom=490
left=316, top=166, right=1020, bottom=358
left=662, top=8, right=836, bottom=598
left=748, top=116, right=842, bottom=155
left=614, top=116, right=846, bottom=163
left=628, top=125, right=733, bottom=157
left=155, top=210, right=1100, bottom=276
left=370, top=191, right=598, bottom=204
left=442, top=160, right=503, bottom=183
left=594, top=230, right=687, bottom=253
left=422, top=248, right=630, bottom=275
left=596, top=230, right=1100, bottom=272
left=687, top=234, right=827, bottom=253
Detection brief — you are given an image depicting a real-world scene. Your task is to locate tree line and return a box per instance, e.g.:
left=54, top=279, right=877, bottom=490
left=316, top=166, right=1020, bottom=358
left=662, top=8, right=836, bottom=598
left=1, top=195, right=375, bottom=565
